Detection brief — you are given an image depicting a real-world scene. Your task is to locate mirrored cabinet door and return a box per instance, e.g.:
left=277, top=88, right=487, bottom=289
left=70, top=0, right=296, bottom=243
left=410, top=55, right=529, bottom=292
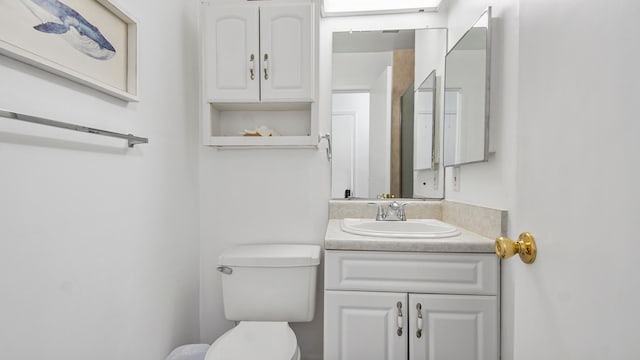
left=443, top=7, right=491, bottom=167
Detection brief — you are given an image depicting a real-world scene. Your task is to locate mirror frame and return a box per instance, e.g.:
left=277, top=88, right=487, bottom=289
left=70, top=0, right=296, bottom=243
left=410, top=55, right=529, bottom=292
left=443, top=6, right=492, bottom=167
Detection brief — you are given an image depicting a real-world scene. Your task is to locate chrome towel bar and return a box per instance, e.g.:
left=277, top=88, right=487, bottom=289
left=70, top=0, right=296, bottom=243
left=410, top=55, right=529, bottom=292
left=0, top=109, right=149, bottom=148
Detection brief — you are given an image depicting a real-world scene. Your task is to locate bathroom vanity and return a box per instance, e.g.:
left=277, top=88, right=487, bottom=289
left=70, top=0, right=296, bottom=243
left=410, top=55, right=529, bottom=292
left=323, top=207, right=500, bottom=360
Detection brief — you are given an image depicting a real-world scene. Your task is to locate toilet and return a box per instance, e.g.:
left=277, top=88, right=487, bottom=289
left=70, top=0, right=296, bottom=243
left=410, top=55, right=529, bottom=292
left=204, top=244, right=321, bottom=360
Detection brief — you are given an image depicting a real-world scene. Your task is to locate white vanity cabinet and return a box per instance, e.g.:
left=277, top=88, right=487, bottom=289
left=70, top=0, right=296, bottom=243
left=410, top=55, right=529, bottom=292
left=203, top=3, right=313, bottom=102
left=324, top=250, right=499, bottom=360
left=200, top=2, right=316, bottom=147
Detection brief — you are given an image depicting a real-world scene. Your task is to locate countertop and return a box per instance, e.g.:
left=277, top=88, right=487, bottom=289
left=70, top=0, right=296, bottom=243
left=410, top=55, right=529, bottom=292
left=324, top=219, right=496, bottom=253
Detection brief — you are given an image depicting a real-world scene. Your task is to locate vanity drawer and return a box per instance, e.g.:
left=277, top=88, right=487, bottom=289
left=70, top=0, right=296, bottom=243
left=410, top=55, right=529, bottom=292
left=324, top=250, right=498, bottom=295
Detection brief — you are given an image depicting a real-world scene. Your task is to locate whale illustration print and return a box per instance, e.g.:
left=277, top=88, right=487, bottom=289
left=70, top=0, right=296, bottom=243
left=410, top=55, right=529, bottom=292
left=19, top=0, right=116, bottom=60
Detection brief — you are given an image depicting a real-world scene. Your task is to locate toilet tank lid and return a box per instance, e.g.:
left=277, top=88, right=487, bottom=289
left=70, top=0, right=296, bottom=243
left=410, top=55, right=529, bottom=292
left=219, top=244, right=321, bottom=267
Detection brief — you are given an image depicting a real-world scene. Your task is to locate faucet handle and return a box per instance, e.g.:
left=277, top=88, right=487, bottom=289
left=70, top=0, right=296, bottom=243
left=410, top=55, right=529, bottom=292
left=399, top=202, right=407, bottom=221
left=368, top=202, right=386, bottom=220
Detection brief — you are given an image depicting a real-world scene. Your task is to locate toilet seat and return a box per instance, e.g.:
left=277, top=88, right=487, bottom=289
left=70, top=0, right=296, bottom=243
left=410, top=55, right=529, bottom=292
left=205, top=321, right=299, bottom=360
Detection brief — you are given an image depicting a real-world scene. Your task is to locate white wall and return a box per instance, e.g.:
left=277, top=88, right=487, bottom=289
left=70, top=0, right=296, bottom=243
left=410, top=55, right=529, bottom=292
left=414, top=28, right=447, bottom=198
left=198, top=149, right=329, bottom=359
left=443, top=0, right=518, bottom=211
left=442, top=0, right=519, bottom=359
left=0, top=1, right=201, bottom=359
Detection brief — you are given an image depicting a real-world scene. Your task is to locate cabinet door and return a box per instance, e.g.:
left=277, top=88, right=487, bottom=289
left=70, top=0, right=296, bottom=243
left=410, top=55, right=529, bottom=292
left=259, top=4, right=313, bottom=101
left=324, top=290, right=407, bottom=360
left=204, top=5, right=259, bottom=102
left=409, top=294, right=498, bottom=360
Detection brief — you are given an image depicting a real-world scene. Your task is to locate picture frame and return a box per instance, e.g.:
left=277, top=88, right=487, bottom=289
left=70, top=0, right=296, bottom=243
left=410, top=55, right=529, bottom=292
left=0, top=0, right=139, bottom=102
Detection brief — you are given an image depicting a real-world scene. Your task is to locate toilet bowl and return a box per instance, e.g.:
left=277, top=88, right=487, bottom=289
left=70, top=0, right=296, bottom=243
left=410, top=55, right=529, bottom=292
left=205, top=321, right=299, bottom=360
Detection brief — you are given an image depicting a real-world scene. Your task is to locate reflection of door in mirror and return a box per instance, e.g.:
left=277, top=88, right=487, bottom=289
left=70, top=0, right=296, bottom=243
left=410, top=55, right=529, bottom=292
left=331, top=93, right=370, bottom=198
left=331, top=67, right=392, bottom=199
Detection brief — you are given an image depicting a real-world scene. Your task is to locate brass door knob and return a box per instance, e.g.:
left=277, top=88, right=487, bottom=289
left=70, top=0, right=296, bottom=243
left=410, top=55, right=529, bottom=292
left=495, top=232, right=537, bottom=264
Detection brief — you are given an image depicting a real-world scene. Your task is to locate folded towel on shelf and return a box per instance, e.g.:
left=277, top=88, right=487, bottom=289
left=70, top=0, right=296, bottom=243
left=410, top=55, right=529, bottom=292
left=242, top=125, right=279, bottom=137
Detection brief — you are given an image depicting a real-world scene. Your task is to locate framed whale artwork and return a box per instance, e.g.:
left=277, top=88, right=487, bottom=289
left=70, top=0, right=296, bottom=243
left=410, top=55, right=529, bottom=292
left=0, top=0, right=138, bottom=102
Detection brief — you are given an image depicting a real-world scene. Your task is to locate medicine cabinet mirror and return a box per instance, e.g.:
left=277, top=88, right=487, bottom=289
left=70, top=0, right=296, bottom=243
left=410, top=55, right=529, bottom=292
left=331, top=28, right=447, bottom=200
left=443, top=7, right=491, bottom=167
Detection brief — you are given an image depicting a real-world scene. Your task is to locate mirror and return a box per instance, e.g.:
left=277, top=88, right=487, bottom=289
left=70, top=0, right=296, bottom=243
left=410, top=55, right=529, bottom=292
left=402, top=70, right=436, bottom=197
left=414, top=70, right=436, bottom=171
left=443, top=7, right=491, bottom=167
left=331, top=28, right=447, bottom=199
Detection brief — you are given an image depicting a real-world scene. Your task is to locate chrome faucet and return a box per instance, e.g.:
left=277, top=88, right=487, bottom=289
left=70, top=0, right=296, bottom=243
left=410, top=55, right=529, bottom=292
left=370, top=201, right=407, bottom=221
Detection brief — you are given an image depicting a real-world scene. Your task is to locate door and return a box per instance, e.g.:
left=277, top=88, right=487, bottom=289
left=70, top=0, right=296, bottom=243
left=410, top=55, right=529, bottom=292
left=324, top=290, right=407, bottom=360
left=204, top=5, right=259, bottom=102
left=409, top=294, right=498, bottom=360
left=511, top=1, right=640, bottom=359
left=260, top=4, right=313, bottom=101
left=331, top=92, right=370, bottom=198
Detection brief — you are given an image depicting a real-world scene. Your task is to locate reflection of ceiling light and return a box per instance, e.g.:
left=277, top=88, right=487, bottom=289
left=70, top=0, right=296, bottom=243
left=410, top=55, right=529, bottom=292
left=322, top=0, right=442, bottom=16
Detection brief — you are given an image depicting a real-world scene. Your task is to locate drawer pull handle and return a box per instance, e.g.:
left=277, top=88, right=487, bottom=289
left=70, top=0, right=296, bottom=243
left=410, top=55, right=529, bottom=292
left=263, top=53, right=269, bottom=80
left=396, top=301, right=403, bottom=336
left=416, top=303, right=423, bottom=338
left=249, top=54, right=255, bottom=80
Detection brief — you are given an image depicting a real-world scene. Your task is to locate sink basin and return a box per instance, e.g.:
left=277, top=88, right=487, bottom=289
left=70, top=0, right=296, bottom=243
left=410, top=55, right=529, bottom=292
left=341, top=218, right=460, bottom=238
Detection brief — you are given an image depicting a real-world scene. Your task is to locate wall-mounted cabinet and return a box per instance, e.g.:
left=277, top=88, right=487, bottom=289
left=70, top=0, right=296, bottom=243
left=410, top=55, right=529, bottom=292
left=201, top=2, right=317, bottom=147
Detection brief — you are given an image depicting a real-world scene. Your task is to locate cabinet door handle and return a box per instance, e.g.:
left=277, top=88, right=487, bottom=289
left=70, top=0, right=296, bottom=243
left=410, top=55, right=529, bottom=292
left=249, top=54, right=255, bottom=80
left=416, top=303, right=423, bottom=338
left=263, top=53, right=269, bottom=80
left=396, top=301, right=403, bottom=336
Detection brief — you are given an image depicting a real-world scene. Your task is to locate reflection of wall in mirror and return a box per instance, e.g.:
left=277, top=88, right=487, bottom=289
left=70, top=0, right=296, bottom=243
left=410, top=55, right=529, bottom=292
left=413, top=28, right=447, bottom=198
left=444, top=90, right=461, bottom=165
left=414, top=88, right=433, bottom=170
left=332, top=52, right=393, bottom=91
left=390, top=49, right=415, bottom=197
left=445, top=50, right=486, bottom=164
left=368, top=67, right=393, bottom=198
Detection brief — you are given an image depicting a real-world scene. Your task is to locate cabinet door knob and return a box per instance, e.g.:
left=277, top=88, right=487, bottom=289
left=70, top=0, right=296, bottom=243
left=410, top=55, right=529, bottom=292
left=396, top=301, right=403, bottom=336
left=416, top=303, right=423, bottom=338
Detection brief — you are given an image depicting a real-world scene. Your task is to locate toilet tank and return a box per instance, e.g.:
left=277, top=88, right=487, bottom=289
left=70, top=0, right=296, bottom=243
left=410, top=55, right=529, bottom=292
left=218, top=244, right=321, bottom=322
